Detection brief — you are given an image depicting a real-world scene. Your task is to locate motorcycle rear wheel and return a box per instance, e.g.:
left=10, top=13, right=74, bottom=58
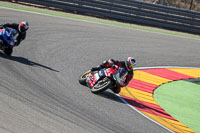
left=3, top=47, right=13, bottom=56
left=91, top=78, right=112, bottom=94
left=79, top=70, right=92, bottom=85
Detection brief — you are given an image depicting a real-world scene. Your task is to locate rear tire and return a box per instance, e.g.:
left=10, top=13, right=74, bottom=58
left=79, top=70, right=92, bottom=85
left=4, top=47, right=13, bottom=56
left=91, top=78, right=112, bottom=94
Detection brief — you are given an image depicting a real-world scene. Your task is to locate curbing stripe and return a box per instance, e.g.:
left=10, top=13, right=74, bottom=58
left=116, top=93, right=175, bottom=133
left=121, top=95, right=177, bottom=121
left=117, top=66, right=200, bottom=133
left=141, top=68, right=194, bottom=80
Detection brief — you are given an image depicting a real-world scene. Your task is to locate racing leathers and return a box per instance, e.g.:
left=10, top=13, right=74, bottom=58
left=0, top=23, right=26, bottom=46
left=91, top=59, right=133, bottom=93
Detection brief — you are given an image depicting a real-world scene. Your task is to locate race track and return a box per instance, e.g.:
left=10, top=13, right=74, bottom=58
left=0, top=7, right=199, bottom=133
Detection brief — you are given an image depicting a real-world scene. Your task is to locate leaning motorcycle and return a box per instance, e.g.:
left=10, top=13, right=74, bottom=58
left=0, top=27, right=17, bottom=56
left=79, top=65, right=128, bottom=94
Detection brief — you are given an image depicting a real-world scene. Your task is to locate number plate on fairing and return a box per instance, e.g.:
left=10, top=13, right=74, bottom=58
left=94, top=73, right=100, bottom=81
left=88, top=72, right=100, bottom=88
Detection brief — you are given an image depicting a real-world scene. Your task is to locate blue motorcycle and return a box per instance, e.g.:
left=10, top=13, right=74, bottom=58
left=0, top=27, right=18, bottom=55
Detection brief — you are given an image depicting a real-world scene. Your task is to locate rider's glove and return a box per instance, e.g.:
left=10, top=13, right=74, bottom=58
left=2, top=24, right=6, bottom=29
left=14, top=41, right=19, bottom=46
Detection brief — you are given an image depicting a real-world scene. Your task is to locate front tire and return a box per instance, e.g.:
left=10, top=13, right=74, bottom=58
left=91, top=78, right=112, bottom=94
left=79, top=70, right=92, bottom=85
left=3, top=47, right=13, bottom=56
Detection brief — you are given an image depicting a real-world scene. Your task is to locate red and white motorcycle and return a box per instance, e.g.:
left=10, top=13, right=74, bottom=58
left=79, top=65, right=128, bottom=94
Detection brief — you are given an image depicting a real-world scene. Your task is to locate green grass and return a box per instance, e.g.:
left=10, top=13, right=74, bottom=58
left=154, top=80, right=200, bottom=132
left=0, top=2, right=200, bottom=40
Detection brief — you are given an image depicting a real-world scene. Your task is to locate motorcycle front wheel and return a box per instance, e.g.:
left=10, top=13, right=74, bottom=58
left=79, top=70, right=92, bottom=85
left=91, top=78, right=112, bottom=94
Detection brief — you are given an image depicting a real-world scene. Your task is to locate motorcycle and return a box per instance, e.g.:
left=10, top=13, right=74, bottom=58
left=79, top=65, right=128, bottom=94
left=0, top=27, right=18, bottom=56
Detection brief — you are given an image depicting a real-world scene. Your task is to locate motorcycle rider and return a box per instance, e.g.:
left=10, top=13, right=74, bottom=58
left=0, top=21, right=29, bottom=46
left=91, top=57, right=136, bottom=94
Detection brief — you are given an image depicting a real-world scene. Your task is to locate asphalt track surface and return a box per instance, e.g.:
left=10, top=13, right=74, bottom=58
left=0, top=7, right=199, bottom=133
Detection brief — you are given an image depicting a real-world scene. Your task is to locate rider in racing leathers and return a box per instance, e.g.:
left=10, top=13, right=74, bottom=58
left=91, top=57, right=136, bottom=94
left=0, top=21, right=29, bottom=46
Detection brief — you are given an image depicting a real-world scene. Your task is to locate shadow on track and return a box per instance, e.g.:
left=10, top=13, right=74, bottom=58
left=99, top=90, right=171, bottom=117
left=98, top=91, right=125, bottom=104
left=0, top=52, right=59, bottom=72
left=119, top=96, right=172, bottom=117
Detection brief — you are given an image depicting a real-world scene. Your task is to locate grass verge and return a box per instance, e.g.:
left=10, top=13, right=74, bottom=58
left=154, top=80, right=200, bottom=132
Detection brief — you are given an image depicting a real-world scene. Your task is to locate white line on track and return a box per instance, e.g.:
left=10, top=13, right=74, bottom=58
left=116, top=94, right=175, bottom=133
left=134, top=66, right=200, bottom=70
left=0, top=6, right=200, bottom=41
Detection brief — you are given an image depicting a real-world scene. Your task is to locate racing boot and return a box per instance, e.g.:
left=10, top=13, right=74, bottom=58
left=91, top=65, right=102, bottom=72
left=110, top=85, right=121, bottom=94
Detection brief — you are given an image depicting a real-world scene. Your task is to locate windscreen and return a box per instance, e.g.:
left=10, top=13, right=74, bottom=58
left=115, top=67, right=128, bottom=86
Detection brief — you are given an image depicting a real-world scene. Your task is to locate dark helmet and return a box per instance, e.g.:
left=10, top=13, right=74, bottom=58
left=125, top=57, right=136, bottom=71
left=18, top=21, right=29, bottom=33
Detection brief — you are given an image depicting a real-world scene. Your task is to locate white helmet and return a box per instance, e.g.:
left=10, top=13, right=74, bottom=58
left=18, top=21, right=29, bottom=33
left=125, top=57, right=136, bottom=71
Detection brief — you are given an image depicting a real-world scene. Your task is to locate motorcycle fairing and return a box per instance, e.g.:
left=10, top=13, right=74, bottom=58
left=113, top=67, right=128, bottom=86
left=0, top=28, right=17, bottom=47
left=88, top=67, right=118, bottom=88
